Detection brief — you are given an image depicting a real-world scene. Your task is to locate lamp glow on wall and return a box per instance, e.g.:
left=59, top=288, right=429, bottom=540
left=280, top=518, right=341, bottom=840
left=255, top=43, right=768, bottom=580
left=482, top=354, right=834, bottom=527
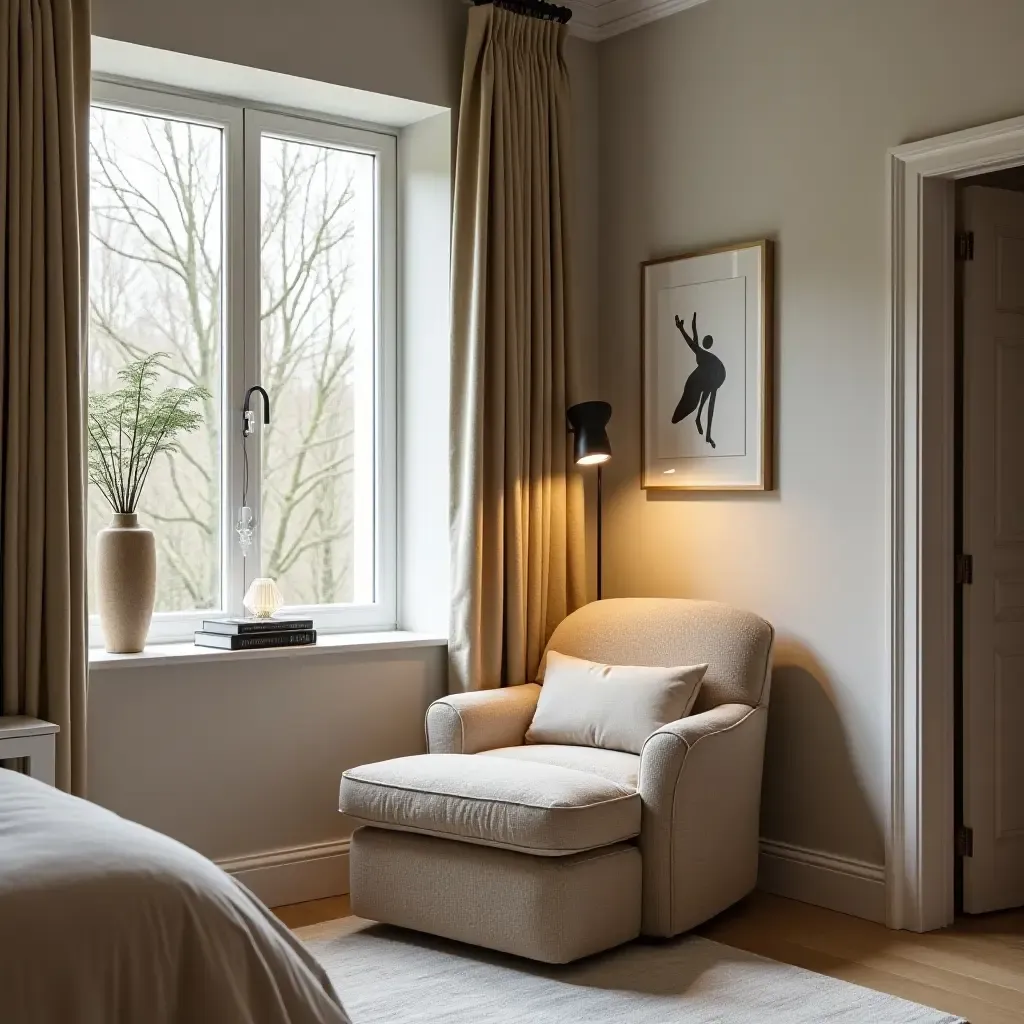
left=567, top=401, right=612, bottom=600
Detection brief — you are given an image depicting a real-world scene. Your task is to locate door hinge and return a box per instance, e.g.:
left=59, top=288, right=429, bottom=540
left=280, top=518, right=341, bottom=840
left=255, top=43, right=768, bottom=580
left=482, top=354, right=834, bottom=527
left=956, top=826, right=974, bottom=858
left=956, top=554, right=974, bottom=586
left=956, top=231, right=975, bottom=261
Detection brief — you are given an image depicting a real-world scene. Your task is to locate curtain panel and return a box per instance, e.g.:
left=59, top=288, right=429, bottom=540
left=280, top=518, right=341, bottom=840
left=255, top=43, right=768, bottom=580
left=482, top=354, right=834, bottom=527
left=0, top=0, right=90, bottom=793
left=449, top=4, right=586, bottom=693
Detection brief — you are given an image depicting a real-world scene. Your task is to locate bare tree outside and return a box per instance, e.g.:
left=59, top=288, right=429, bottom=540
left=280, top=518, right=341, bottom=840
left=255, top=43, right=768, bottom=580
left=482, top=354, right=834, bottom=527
left=88, top=106, right=374, bottom=614
left=259, top=136, right=375, bottom=606
left=89, top=107, right=223, bottom=612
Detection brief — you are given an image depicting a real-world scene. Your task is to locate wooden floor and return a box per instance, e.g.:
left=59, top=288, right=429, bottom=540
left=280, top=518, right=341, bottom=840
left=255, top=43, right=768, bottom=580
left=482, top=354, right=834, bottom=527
left=276, top=892, right=1024, bottom=1024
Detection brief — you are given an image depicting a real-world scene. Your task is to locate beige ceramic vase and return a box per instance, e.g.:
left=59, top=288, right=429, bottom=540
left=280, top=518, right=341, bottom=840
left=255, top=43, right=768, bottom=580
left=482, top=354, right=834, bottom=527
left=96, top=512, right=157, bottom=654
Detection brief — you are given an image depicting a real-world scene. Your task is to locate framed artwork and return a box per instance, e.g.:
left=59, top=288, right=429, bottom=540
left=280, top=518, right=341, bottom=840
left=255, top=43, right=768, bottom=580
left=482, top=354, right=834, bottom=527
left=640, top=240, right=774, bottom=491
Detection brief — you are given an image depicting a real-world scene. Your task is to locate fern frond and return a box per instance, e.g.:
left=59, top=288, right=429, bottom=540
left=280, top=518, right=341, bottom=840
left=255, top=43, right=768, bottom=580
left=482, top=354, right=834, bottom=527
left=87, top=353, right=210, bottom=514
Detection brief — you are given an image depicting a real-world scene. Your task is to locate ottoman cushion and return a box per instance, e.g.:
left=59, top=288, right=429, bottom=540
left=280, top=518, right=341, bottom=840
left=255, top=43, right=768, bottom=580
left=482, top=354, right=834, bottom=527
left=350, top=826, right=642, bottom=963
left=340, top=753, right=640, bottom=856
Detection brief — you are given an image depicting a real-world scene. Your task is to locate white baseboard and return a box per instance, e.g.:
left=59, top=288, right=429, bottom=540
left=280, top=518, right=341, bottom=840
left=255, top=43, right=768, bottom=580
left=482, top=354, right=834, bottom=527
left=758, top=839, right=886, bottom=923
left=218, top=838, right=350, bottom=909
left=217, top=834, right=884, bottom=920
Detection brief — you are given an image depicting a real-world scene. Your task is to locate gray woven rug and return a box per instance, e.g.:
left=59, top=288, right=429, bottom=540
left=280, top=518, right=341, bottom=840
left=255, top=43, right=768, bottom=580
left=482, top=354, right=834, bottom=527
left=302, top=918, right=965, bottom=1023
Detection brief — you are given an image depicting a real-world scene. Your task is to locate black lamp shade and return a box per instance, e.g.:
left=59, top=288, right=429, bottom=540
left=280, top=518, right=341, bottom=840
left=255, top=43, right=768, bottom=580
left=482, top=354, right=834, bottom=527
left=567, top=401, right=612, bottom=466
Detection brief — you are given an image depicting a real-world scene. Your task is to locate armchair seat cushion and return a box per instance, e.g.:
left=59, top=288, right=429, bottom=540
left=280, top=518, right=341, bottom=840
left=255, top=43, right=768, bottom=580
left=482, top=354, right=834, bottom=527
left=341, top=753, right=640, bottom=856
left=477, top=745, right=640, bottom=791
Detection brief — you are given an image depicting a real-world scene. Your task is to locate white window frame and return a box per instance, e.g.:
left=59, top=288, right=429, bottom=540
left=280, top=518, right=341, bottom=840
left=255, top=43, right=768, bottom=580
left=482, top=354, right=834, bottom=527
left=88, top=80, right=398, bottom=646
left=243, top=109, right=398, bottom=633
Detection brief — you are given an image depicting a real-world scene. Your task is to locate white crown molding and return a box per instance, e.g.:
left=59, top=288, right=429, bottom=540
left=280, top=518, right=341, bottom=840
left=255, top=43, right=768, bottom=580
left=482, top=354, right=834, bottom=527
left=563, top=0, right=715, bottom=41
left=463, top=0, right=715, bottom=42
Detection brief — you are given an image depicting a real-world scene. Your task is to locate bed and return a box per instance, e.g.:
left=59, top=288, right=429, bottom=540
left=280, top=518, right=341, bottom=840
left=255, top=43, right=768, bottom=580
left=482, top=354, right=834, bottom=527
left=0, top=768, right=351, bottom=1024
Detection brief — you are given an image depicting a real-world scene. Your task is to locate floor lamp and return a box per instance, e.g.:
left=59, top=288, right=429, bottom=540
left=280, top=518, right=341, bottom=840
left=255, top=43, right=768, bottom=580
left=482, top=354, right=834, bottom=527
left=567, top=401, right=613, bottom=600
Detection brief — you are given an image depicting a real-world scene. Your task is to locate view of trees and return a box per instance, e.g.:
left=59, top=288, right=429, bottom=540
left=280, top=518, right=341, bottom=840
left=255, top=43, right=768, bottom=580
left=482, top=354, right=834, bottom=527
left=258, top=134, right=372, bottom=607
left=88, top=105, right=373, bottom=613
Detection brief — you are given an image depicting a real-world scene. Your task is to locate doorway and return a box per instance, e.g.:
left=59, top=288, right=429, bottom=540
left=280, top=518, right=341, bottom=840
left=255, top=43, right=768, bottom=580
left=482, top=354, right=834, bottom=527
left=955, top=171, right=1024, bottom=917
left=888, top=114, right=1024, bottom=934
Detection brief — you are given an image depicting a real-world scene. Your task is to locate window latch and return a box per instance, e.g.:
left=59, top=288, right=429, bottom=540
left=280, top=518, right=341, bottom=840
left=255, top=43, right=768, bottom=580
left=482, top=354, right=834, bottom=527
left=242, top=386, right=271, bottom=437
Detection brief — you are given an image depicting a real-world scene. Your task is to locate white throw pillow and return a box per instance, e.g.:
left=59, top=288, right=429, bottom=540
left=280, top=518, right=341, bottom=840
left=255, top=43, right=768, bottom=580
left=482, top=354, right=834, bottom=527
left=525, top=651, right=708, bottom=755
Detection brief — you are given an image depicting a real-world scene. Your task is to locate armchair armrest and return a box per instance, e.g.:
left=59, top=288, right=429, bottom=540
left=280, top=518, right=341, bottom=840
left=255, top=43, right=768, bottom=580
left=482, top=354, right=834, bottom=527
left=638, top=702, right=768, bottom=937
left=425, top=684, right=542, bottom=754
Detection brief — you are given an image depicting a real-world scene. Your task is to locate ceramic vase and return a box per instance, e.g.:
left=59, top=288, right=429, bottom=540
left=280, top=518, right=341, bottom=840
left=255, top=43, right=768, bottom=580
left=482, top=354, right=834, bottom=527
left=96, top=512, right=156, bottom=654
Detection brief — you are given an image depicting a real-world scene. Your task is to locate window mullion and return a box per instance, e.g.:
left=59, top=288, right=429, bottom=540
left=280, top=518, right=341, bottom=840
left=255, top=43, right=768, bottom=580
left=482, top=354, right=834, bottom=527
left=223, top=104, right=249, bottom=618
left=241, top=108, right=267, bottom=600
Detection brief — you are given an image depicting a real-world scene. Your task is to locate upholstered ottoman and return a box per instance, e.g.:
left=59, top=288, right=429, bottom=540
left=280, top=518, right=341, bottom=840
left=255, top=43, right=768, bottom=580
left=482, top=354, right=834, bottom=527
left=340, top=753, right=643, bottom=963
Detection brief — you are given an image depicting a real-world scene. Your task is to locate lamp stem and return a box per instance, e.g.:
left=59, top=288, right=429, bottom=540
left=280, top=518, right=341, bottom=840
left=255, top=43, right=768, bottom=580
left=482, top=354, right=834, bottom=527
left=597, top=464, right=603, bottom=601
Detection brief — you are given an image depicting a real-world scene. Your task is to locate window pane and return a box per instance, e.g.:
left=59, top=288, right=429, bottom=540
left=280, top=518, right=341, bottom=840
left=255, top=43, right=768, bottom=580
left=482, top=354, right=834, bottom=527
left=259, top=135, right=376, bottom=606
left=88, top=106, right=224, bottom=614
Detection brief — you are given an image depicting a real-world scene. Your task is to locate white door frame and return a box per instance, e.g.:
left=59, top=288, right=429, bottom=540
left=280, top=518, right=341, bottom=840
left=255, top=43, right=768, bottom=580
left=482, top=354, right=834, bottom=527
left=887, top=113, right=1024, bottom=932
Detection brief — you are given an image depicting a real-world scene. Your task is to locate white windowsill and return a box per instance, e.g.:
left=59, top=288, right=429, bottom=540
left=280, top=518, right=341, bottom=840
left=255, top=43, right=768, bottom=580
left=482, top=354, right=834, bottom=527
left=88, top=631, right=448, bottom=672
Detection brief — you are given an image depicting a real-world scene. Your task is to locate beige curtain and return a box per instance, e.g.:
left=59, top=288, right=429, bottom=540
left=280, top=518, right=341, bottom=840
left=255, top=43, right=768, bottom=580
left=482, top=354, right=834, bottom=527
left=0, top=0, right=90, bottom=793
left=449, top=4, right=586, bottom=693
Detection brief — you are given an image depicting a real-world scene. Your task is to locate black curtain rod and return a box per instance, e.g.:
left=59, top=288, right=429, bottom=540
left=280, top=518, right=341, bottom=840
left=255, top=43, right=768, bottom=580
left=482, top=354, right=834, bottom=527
left=473, top=0, right=573, bottom=25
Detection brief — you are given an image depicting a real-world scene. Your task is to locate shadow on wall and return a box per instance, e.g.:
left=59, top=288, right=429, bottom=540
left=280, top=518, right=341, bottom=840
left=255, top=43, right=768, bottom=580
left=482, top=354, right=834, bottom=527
left=761, top=638, right=885, bottom=866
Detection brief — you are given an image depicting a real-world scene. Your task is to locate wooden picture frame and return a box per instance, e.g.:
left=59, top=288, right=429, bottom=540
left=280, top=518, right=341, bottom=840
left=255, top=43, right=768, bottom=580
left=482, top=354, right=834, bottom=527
left=640, top=240, right=774, bottom=491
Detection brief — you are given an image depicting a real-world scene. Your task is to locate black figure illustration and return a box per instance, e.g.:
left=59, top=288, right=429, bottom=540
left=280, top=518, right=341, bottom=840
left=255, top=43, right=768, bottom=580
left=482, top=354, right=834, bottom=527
left=672, top=312, right=726, bottom=449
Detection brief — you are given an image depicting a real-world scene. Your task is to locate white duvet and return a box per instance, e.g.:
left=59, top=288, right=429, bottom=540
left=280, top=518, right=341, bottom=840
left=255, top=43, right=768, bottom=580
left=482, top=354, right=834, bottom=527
left=0, top=768, right=351, bottom=1024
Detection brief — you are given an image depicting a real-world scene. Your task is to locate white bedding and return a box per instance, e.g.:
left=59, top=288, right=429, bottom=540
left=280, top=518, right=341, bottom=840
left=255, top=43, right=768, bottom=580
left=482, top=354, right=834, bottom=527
left=0, top=769, right=351, bottom=1024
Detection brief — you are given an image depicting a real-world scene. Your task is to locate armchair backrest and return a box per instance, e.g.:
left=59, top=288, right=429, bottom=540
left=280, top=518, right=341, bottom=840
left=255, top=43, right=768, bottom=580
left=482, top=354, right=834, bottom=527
left=540, top=598, right=774, bottom=713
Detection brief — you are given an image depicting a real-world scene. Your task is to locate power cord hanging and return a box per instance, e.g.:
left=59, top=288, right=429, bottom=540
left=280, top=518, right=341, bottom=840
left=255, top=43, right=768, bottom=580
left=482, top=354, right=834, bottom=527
left=236, top=386, right=270, bottom=557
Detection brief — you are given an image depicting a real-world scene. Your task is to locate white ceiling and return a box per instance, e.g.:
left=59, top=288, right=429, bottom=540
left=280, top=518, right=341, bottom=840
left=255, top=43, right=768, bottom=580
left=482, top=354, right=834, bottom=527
left=562, top=0, right=714, bottom=41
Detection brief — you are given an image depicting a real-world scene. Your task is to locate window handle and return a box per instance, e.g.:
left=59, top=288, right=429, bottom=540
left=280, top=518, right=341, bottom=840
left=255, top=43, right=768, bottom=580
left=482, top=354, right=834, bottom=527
left=242, top=386, right=271, bottom=437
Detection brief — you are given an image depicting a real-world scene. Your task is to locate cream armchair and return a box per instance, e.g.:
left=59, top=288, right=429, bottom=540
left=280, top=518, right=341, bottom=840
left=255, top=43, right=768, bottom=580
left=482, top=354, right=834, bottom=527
left=341, top=598, right=774, bottom=963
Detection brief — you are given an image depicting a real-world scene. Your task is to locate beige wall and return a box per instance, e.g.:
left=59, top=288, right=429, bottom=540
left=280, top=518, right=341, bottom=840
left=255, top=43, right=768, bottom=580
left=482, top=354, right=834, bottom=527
left=598, top=0, right=1024, bottom=866
left=88, top=649, right=447, bottom=862
left=92, top=0, right=467, bottom=108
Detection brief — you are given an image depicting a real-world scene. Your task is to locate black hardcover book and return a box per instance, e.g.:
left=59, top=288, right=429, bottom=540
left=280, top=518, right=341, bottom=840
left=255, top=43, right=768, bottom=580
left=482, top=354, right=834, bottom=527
left=202, top=617, right=314, bottom=636
left=194, top=629, right=317, bottom=651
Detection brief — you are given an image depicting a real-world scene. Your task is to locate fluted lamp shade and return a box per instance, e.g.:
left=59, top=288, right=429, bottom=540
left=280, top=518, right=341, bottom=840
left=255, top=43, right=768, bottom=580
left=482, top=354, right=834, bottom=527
left=567, top=401, right=612, bottom=466
left=244, top=578, right=284, bottom=619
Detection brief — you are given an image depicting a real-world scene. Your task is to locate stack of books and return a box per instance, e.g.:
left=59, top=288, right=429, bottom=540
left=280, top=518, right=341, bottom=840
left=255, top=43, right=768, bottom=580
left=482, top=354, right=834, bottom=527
left=194, top=617, right=317, bottom=651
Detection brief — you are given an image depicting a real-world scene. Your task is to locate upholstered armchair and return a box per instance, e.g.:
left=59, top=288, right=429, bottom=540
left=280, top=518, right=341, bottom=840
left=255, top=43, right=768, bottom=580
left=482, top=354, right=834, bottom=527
left=341, top=598, right=774, bottom=964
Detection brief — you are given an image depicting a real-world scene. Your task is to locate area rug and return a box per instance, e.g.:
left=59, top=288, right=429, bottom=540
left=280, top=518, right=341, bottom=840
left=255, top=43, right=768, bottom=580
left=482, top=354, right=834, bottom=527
left=302, top=918, right=966, bottom=1024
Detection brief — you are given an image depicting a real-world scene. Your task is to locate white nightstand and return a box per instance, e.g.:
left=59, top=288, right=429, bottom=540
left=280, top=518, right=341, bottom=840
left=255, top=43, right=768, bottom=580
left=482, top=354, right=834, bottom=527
left=0, top=718, right=59, bottom=786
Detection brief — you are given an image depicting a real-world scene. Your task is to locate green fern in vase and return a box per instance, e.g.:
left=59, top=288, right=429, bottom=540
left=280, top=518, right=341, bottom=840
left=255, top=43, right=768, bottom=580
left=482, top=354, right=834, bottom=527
left=88, top=354, right=209, bottom=515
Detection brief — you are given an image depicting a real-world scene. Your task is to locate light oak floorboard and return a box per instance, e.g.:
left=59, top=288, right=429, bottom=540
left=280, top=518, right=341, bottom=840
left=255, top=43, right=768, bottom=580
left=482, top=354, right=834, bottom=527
left=276, top=890, right=1024, bottom=1024
left=275, top=894, right=352, bottom=930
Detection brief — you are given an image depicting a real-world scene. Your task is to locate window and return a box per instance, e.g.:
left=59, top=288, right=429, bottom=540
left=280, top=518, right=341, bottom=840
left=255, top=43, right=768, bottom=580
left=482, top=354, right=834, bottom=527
left=88, top=84, right=396, bottom=643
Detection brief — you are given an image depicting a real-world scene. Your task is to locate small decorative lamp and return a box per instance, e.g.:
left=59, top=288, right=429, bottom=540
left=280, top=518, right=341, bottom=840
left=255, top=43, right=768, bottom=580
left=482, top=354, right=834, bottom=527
left=567, top=401, right=613, bottom=600
left=243, top=578, right=284, bottom=619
